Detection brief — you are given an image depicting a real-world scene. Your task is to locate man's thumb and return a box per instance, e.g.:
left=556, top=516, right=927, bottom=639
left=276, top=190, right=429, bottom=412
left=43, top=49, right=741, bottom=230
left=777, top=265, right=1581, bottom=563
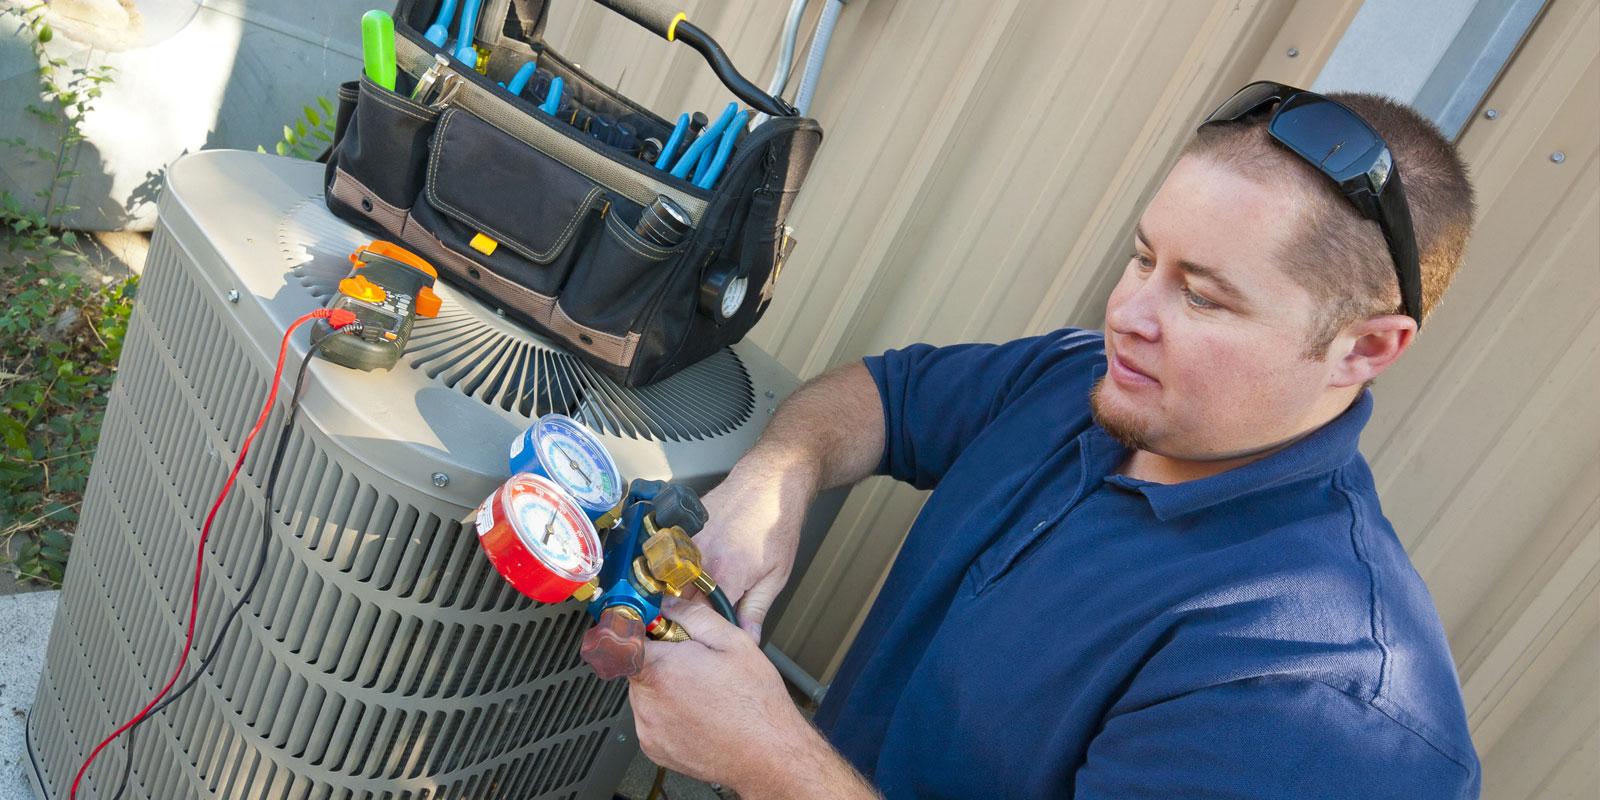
left=735, top=586, right=777, bottom=642
left=664, top=599, right=743, bottom=649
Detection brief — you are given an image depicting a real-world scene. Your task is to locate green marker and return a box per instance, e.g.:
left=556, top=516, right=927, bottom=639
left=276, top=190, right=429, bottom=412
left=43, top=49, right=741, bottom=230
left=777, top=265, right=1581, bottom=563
left=361, top=10, right=397, bottom=92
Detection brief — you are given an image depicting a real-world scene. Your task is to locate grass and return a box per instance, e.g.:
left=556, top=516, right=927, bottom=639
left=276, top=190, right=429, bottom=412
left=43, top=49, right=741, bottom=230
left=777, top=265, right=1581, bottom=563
left=0, top=251, right=136, bottom=586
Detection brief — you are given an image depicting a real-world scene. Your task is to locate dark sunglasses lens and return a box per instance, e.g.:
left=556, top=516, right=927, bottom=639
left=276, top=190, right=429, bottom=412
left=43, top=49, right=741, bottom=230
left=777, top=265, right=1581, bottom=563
left=1270, top=95, right=1382, bottom=178
left=1206, top=81, right=1287, bottom=123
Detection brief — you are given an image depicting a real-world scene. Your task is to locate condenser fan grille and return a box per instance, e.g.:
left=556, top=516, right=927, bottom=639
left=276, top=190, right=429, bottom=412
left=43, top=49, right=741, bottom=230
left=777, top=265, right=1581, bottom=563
left=280, top=199, right=755, bottom=441
left=24, top=231, right=627, bottom=799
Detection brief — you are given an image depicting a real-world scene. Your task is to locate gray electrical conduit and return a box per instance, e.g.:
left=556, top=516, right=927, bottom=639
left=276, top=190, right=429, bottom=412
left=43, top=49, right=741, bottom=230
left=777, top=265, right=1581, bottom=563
left=764, top=641, right=829, bottom=705
left=751, top=0, right=810, bottom=130
left=769, top=0, right=810, bottom=98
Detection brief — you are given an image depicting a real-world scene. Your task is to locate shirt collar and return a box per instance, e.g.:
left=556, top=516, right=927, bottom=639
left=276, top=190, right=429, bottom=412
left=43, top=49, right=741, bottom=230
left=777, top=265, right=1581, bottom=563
left=1097, top=390, right=1373, bottom=522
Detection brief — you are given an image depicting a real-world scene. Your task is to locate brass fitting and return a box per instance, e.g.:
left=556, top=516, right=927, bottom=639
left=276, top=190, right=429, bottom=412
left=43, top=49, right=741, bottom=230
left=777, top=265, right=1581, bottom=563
left=570, top=578, right=601, bottom=603
left=639, top=522, right=705, bottom=597
left=647, top=617, right=692, bottom=642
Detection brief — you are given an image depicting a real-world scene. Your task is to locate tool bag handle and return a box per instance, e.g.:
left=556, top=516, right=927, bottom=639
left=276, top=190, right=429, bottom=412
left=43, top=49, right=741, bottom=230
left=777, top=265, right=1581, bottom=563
left=587, top=0, right=795, bottom=118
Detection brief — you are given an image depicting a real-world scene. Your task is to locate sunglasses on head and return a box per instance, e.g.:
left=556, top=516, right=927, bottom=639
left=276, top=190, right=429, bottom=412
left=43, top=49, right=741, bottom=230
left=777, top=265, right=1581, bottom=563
left=1201, top=81, right=1422, bottom=327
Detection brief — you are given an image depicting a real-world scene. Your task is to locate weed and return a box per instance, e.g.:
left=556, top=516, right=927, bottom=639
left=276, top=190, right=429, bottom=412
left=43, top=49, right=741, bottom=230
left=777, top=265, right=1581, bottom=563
left=261, top=96, right=337, bottom=160
left=0, top=3, right=127, bottom=586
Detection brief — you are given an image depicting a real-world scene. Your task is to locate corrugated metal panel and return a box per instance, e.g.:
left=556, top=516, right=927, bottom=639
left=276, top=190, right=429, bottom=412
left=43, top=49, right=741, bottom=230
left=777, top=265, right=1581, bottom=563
left=1362, top=0, right=1600, bottom=795
left=541, top=0, right=1598, bottom=793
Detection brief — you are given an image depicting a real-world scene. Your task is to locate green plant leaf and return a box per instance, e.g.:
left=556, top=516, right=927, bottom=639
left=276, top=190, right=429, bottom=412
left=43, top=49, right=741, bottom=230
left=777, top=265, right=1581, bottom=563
left=303, top=104, right=320, bottom=126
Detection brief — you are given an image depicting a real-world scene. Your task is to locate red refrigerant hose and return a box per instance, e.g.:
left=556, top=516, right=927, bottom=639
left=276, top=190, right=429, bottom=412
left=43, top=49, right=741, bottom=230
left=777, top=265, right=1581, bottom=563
left=69, top=307, right=357, bottom=799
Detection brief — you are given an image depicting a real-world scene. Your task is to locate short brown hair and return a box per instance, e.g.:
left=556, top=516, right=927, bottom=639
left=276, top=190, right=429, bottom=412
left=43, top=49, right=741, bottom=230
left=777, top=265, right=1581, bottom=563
left=1182, top=91, right=1475, bottom=352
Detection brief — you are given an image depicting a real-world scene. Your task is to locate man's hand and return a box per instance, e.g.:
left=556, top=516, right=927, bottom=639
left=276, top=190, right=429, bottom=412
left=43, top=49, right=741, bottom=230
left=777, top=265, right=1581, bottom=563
left=627, top=603, right=878, bottom=799
left=684, top=458, right=812, bottom=639
left=675, top=361, right=885, bottom=640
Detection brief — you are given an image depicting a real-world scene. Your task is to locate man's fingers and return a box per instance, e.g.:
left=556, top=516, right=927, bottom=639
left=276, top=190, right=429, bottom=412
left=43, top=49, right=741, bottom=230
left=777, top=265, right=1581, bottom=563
left=664, top=599, right=745, bottom=650
left=734, top=578, right=783, bottom=641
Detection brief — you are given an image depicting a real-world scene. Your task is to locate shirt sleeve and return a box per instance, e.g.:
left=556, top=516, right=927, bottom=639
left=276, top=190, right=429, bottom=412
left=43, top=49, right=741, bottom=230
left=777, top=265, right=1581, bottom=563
left=1073, top=678, right=1479, bottom=800
left=864, top=329, right=1098, bottom=490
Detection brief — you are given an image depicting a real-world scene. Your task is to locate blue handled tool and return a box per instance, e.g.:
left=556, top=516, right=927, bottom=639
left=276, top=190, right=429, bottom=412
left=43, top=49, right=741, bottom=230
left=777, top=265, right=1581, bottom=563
left=453, top=0, right=483, bottom=67
left=506, top=61, right=536, bottom=95
left=695, top=110, right=748, bottom=189
left=425, top=0, right=457, bottom=46
left=669, top=102, right=737, bottom=180
left=540, top=76, right=564, bottom=116
left=655, top=113, right=690, bottom=170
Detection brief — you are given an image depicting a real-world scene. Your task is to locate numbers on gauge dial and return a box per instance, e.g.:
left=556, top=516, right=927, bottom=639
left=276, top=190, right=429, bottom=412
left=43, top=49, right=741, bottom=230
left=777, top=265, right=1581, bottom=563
left=509, top=490, right=590, bottom=574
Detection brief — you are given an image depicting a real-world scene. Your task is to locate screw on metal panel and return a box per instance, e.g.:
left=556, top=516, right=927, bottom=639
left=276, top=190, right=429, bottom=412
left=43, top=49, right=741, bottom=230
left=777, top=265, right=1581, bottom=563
left=616, top=733, right=627, bottom=742
left=764, top=390, right=775, bottom=399
left=496, top=307, right=506, bottom=317
left=432, top=472, right=449, bottom=487
left=1483, top=108, right=1500, bottom=120
left=226, top=289, right=240, bottom=303
left=1550, top=151, right=1566, bottom=164
left=1286, top=47, right=1299, bottom=58
left=768, top=407, right=775, bottom=415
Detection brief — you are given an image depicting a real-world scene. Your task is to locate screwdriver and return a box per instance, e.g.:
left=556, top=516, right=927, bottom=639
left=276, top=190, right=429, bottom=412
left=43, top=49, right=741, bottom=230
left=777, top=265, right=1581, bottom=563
left=360, top=10, right=397, bottom=92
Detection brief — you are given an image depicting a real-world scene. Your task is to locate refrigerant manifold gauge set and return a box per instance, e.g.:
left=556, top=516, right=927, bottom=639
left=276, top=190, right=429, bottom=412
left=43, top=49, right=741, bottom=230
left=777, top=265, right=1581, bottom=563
left=474, top=413, right=734, bottom=679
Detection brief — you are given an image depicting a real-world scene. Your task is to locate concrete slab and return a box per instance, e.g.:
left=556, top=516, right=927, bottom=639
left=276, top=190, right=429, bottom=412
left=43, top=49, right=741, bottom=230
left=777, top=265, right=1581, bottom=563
left=1, top=591, right=56, bottom=800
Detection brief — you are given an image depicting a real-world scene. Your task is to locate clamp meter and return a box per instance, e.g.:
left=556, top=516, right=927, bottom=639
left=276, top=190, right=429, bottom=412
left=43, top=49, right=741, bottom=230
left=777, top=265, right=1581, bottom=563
left=508, top=414, right=624, bottom=525
left=474, top=473, right=605, bottom=603
left=312, top=241, right=442, bottom=371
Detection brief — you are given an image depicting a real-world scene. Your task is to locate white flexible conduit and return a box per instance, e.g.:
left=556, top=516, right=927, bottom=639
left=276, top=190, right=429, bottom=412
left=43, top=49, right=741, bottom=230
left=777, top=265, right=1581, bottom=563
left=794, top=0, right=843, bottom=117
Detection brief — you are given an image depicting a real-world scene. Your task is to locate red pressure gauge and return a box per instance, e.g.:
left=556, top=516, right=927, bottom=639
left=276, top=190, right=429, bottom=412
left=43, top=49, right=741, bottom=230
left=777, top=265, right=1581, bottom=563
left=474, top=474, right=603, bottom=602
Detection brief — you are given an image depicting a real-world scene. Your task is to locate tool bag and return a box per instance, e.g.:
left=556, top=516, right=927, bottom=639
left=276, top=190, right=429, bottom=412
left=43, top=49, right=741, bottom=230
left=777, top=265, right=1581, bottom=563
left=324, top=0, right=823, bottom=386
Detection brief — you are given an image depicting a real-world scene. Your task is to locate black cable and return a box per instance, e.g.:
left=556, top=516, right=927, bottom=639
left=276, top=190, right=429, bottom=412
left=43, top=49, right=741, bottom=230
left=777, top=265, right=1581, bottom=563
left=707, top=585, right=739, bottom=627
left=109, top=330, right=342, bottom=800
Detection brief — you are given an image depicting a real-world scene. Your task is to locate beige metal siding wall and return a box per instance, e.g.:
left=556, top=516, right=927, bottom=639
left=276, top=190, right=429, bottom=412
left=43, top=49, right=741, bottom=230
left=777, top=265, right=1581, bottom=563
left=1367, top=1, right=1600, bottom=795
left=541, top=0, right=1598, bottom=793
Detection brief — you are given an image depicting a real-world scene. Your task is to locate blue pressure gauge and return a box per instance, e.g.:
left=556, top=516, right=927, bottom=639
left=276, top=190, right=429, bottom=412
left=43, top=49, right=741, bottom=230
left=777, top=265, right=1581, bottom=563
left=509, top=414, right=623, bottom=523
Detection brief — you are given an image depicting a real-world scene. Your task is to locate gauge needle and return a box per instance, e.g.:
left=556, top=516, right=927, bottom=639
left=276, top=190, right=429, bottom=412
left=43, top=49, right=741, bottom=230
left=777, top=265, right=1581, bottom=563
left=542, top=509, right=557, bottom=544
left=562, top=447, right=592, bottom=488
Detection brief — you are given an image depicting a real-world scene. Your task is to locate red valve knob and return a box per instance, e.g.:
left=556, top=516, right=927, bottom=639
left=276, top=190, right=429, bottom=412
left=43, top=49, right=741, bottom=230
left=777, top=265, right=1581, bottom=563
left=581, top=607, right=647, bottom=680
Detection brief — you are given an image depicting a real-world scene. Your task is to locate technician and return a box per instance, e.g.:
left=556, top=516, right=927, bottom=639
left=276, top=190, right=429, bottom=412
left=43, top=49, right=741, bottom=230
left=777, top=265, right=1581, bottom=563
left=627, top=83, right=1482, bottom=798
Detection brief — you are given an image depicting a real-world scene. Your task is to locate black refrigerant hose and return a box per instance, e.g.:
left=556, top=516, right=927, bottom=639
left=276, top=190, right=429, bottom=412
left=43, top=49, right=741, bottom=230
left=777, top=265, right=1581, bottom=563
left=706, top=585, right=739, bottom=627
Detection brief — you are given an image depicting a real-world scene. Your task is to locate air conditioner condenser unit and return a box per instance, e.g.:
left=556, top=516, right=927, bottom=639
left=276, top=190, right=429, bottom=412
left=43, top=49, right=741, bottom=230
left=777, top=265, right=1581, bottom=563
left=25, top=150, right=839, bottom=800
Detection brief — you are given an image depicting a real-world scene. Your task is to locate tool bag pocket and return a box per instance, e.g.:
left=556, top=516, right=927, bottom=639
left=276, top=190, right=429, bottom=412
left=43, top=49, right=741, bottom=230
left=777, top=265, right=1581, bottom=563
left=410, top=109, right=604, bottom=299
left=325, top=74, right=440, bottom=229
left=555, top=210, right=688, bottom=357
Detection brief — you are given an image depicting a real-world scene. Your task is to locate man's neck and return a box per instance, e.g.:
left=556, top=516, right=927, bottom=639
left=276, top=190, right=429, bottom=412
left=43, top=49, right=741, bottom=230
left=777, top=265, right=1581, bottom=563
left=1121, top=442, right=1294, bottom=485
left=1119, top=390, right=1361, bottom=484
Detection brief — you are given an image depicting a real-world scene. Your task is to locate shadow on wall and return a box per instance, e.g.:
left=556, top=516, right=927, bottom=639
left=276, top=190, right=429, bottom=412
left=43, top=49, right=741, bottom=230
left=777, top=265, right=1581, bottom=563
left=0, top=0, right=368, bottom=232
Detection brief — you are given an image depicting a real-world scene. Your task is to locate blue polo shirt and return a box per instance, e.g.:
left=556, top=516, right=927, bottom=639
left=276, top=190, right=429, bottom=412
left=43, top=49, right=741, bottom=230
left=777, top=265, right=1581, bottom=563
left=814, top=328, right=1480, bottom=799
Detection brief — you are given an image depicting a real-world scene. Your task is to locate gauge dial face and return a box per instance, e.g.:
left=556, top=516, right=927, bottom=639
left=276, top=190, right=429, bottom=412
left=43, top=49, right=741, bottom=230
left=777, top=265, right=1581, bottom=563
left=504, top=475, right=601, bottom=580
left=720, top=276, right=748, bottom=321
left=534, top=415, right=621, bottom=512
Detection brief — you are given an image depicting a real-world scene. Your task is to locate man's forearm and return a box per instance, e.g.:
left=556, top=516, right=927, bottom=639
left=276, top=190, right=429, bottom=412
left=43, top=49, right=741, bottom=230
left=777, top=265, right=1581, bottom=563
left=738, top=361, right=884, bottom=493
left=733, top=717, right=881, bottom=800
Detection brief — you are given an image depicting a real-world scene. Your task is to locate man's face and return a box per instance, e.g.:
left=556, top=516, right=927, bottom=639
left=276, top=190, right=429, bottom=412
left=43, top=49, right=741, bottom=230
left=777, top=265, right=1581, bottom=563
left=1093, top=155, right=1349, bottom=460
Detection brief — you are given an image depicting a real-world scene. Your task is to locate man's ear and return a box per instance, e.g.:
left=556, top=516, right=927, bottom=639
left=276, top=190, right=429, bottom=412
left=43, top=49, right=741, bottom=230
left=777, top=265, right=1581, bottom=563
left=1329, top=314, right=1416, bottom=388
